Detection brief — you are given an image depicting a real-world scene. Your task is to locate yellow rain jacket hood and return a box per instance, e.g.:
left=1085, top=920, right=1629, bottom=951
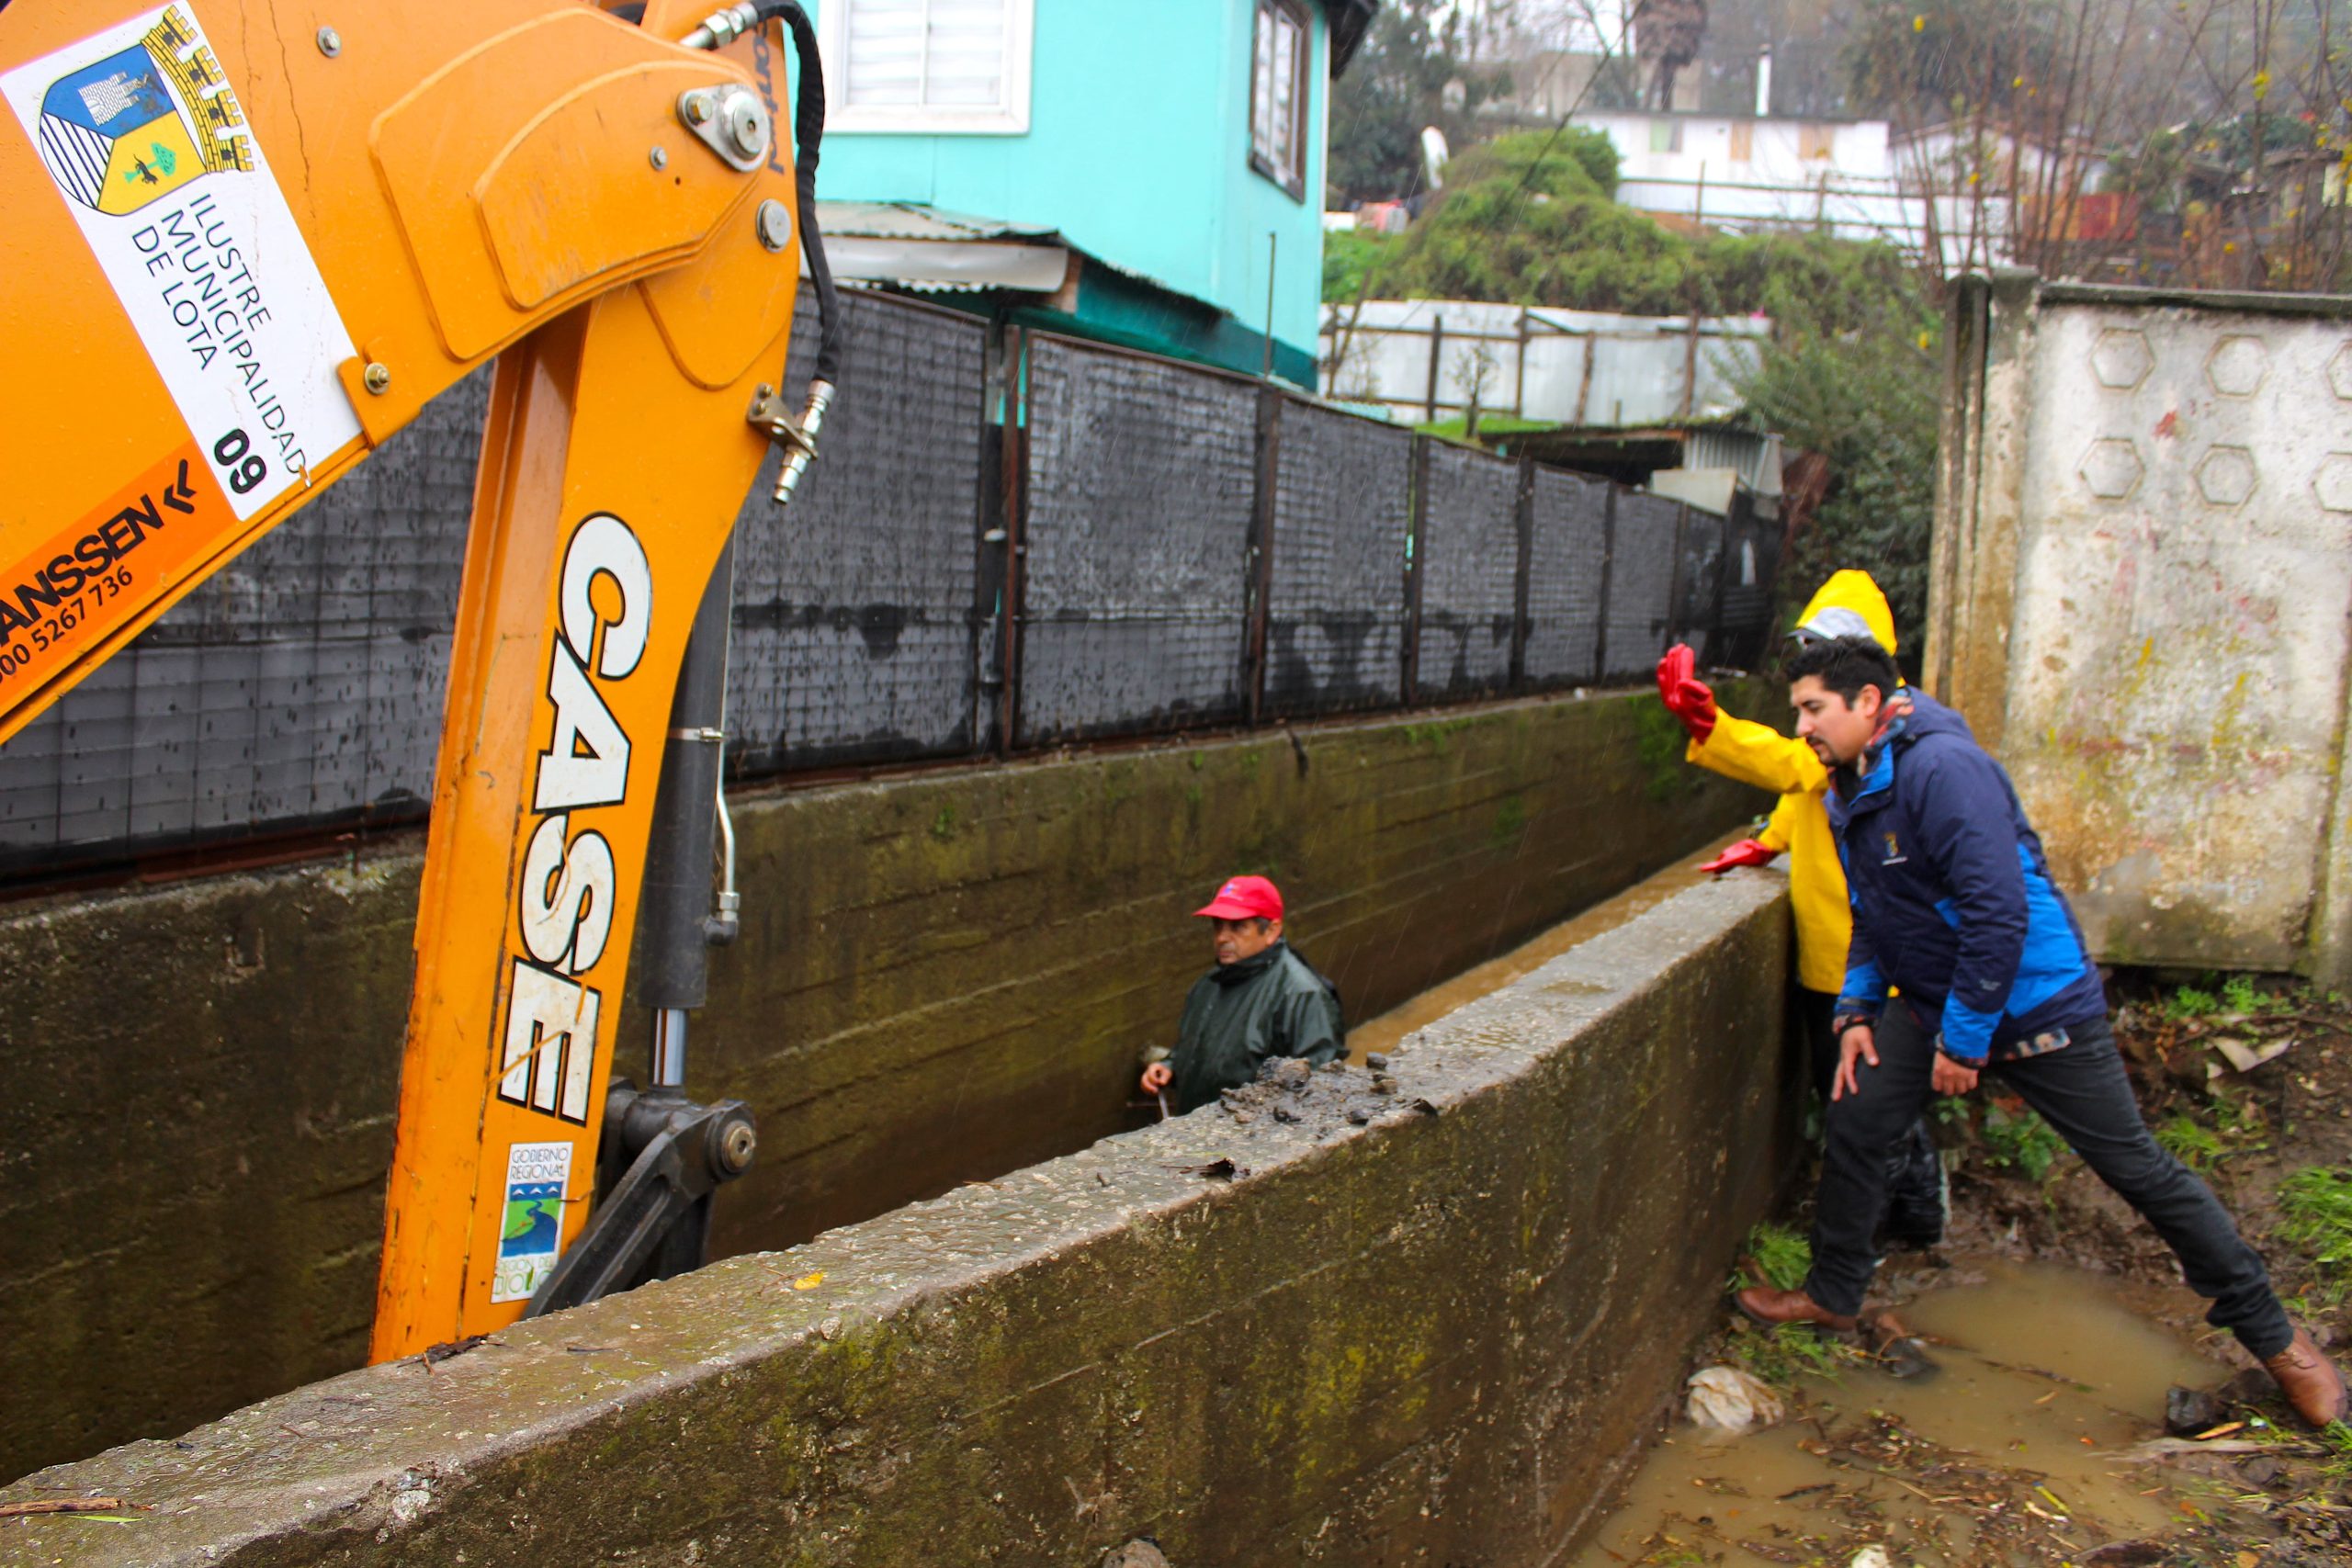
left=1687, top=570, right=1896, bottom=993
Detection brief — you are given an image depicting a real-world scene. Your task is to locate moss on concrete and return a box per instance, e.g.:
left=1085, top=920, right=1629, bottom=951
left=1, top=873, right=1797, bottom=1566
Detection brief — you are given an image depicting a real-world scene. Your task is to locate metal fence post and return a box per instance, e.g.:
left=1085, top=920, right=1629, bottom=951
left=1424, top=315, right=1444, bottom=423
left=1245, top=388, right=1282, bottom=727
left=973, top=345, right=1006, bottom=758
left=1404, top=434, right=1430, bottom=704
left=994, top=327, right=1029, bottom=754
left=1510, top=456, right=1534, bottom=691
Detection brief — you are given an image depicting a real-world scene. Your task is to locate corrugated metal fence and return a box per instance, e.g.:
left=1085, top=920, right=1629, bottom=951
left=0, top=291, right=1779, bottom=881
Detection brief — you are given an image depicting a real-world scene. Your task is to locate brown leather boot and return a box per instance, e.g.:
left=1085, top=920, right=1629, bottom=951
left=2264, top=1328, right=2347, bottom=1428
left=1735, top=1284, right=1857, bottom=1333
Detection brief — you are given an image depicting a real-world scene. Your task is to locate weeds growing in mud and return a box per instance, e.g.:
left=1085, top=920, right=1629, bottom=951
left=1978, top=1099, right=2069, bottom=1182
left=2165, top=984, right=2223, bottom=1021
left=2157, top=1113, right=2227, bottom=1171
left=2156, top=974, right=2291, bottom=1020
left=1724, top=1317, right=1853, bottom=1388
left=1742, top=1222, right=1811, bottom=1292
left=1723, top=1224, right=1862, bottom=1389
left=2155, top=972, right=2306, bottom=1023
left=1935, top=1094, right=2070, bottom=1182
left=2155, top=1084, right=2269, bottom=1175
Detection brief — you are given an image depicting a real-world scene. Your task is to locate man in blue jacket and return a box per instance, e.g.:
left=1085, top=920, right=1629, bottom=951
left=1736, top=636, right=2346, bottom=1427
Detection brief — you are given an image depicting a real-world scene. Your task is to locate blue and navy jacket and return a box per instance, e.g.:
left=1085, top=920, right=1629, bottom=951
left=1828, top=689, right=2107, bottom=1064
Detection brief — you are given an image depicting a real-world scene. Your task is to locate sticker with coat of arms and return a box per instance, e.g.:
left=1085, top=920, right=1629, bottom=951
left=1, top=3, right=360, bottom=522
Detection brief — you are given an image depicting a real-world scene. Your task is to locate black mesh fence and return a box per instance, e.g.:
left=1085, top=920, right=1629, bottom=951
left=1671, top=504, right=1728, bottom=664
left=1522, top=468, right=1611, bottom=687
left=1014, top=334, right=1257, bottom=744
left=1264, top=397, right=1411, bottom=716
left=0, top=296, right=1778, bottom=882
left=1717, top=494, right=1781, bottom=670
left=1413, top=443, right=1521, bottom=702
left=1602, top=490, right=1683, bottom=680
left=727, top=292, right=987, bottom=773
left=0, top=369, right=488, bottom=874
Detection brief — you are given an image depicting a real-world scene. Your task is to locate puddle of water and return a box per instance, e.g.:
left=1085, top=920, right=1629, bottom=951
left=1348, top=852, right=1717, bottom=1060
left=1569, top=1258, right=2230, bottom=1567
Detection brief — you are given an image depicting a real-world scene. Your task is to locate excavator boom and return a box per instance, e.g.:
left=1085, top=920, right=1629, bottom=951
left=0, top=0, right=825, bottom=1356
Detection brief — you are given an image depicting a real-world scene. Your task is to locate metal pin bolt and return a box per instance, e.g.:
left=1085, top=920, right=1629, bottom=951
left=755, top=199, right=792, bottom=253
left=362, top=362, right=390, bottom=395
left=724, top=96, right=769, bottom=160
left=684, top=93, right=712, bottom=125
left=315, top=26, right=341, bottom=57
left=649, top=145, right=669, bottom=171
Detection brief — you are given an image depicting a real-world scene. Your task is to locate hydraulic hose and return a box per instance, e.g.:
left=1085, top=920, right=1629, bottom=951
left=683, top=0, right=846, bottom=388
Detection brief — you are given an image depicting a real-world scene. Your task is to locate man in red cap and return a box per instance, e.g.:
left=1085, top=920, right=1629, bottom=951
left=1139, top=874, right=1344, bottom=1113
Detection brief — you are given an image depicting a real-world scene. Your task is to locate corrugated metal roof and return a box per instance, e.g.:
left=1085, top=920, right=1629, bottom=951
left=812, top=203, right=1071, bottom=293
left=815, top=201, right=1062, bottom=244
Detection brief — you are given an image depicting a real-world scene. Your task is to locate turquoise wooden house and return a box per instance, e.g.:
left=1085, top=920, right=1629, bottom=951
left=803, top=0, right=1375, bottom=389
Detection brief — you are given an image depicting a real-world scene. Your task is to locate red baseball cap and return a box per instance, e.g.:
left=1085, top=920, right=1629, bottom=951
left=1194, top=874, right=1283, bottom=921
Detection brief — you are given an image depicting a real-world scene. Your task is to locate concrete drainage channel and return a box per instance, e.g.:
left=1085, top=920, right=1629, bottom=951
left=4, top=872, right=1797, bottom=1566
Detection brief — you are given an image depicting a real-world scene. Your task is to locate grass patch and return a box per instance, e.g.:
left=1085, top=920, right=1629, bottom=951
left=2278, top=1167, right=2352, bottom=1303
left=1415, top=413, right=1558, bottom=442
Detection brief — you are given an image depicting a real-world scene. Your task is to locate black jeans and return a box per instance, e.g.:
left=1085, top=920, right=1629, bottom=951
left=1798, top=989, right=1946, bottom=1244
left=1804, top=1003, right=2293, bottom=1357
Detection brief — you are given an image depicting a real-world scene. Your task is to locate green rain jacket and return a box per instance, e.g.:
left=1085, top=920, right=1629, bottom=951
left=1166, top=941, right=1344, bottom=1112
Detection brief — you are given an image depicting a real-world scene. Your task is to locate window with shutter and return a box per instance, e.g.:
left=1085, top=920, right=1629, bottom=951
left=820, top=0, right=1034, bottom=133
left=1250, top=0, right=1312, bottom=200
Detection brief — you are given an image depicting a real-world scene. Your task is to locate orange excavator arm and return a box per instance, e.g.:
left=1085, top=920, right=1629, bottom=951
left=0, top=0, right=837, bottom=1357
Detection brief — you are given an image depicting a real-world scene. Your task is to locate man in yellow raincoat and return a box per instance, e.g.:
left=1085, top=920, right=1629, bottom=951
left=1657, top=570, right=1947, bottom=1248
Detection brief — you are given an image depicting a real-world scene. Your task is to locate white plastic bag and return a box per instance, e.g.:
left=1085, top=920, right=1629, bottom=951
left=1684, top=1365, right=1787, bottom=1432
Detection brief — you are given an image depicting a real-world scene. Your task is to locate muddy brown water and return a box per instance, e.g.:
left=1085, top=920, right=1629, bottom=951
left=1567, top=1258, right=2230, bottom=1566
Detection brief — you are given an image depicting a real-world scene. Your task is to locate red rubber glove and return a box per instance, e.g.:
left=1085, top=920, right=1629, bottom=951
left=1656, top=644, right=1717, bottom=744
left=1700, top=839, right=1778, bottom=875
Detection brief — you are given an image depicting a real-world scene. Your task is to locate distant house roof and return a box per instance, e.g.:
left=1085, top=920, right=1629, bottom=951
left=817, top=201, right=1318, bottom=389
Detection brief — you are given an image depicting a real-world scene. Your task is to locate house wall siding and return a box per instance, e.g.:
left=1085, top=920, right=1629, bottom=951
left=807, top=0, right=1328, bottom=363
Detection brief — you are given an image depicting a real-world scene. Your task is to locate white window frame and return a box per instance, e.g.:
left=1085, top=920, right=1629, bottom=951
left=1249, top=0, right=1313, bottom=202
left=817, top=0, right=1035, bottom=135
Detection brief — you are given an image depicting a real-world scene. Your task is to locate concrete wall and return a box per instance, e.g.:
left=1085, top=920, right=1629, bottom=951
left=1, top=871, right=1798, bottom=1567
left=0, top=684, right=1769, bottom=1485
left=1927, top=275, right=2352, bottom=981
